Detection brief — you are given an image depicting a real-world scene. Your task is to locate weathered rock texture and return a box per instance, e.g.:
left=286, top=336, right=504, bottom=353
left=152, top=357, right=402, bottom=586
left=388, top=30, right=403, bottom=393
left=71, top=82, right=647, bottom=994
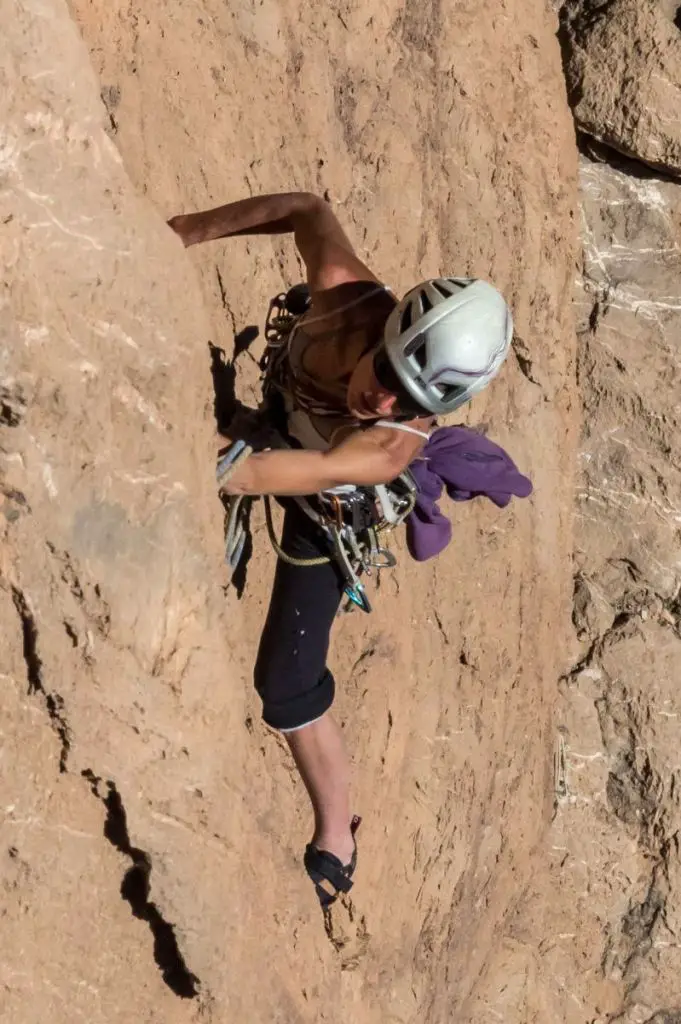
left=458, top=146, right=681, bottom=1024
left=550, top=153, right=681, bottom=1024
left=560, top=0, right=681, bottom=176
left=2, top=0, right=578, bottom=1021
left=6, top=0, right=681, bottom=1019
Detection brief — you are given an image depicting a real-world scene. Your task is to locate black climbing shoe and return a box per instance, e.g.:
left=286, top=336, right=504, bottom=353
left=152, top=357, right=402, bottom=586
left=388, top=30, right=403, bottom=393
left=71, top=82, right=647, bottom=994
left=304, top=815, right=361, bottom=909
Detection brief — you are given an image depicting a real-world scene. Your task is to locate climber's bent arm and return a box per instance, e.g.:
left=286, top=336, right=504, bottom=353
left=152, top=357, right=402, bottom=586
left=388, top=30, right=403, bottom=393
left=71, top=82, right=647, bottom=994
left=222, top=424, right=427, bottom=497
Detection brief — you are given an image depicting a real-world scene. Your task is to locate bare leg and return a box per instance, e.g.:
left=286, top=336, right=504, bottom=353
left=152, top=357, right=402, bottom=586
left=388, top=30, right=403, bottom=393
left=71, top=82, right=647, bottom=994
left=285, top=711, right=355, bottom=866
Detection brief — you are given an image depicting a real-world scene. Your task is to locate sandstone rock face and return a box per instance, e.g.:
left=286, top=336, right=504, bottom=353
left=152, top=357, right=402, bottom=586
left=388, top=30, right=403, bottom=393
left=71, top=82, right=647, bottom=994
left=2, top=0, right=578, bottom=1022
left=462, top=150, right=681, bottom=1024
left=5, top=0, right=681, bottom=1019
left=561, top=0, right=681, bottom=176
left=551, top=154, right=681, bottom=1024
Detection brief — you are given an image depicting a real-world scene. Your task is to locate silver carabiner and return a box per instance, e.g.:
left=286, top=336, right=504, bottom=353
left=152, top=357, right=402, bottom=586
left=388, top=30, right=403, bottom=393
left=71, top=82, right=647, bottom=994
left=370, top=547, right=397, bottom=569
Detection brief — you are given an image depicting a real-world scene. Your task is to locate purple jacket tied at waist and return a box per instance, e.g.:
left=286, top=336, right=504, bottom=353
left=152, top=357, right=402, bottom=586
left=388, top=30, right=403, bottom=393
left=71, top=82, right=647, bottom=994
left=406, top=426, right=533, bottom=561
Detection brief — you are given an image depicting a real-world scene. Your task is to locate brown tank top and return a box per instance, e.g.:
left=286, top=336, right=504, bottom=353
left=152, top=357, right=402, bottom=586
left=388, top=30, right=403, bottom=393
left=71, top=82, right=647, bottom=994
left=275, top=285, right=394, bottom=450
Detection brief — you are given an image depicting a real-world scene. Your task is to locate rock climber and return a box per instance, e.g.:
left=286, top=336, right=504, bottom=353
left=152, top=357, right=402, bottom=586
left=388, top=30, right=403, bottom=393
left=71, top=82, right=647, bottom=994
left=168, top=192, right=512, bottom=907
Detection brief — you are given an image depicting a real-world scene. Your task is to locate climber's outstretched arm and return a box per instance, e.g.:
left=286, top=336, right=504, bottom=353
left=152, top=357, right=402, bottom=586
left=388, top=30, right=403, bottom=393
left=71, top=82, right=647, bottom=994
left=167, top=192, right=380, bottom=297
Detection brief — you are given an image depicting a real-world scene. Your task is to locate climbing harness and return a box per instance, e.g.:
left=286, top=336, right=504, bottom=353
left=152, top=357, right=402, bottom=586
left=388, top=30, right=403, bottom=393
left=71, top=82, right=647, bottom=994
left=216, top=286, right=419, bottom=613
left=218, top=447, right=416, bottom=614
left=265, top=471, right=416, bottom=614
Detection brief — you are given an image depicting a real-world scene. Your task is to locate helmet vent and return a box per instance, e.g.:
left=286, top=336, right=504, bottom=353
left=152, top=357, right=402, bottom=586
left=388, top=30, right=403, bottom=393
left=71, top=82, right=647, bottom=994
left=438, top=381, right=467, bottom=402
left=419, top=290, right=433, bottom=314
left=433, top=280, right=456, bottom=298
left=413, top=346, right=427, bottom=370
left=404, top=331, right=427, bottom=367
left=400, top=304, right=413, bottom=333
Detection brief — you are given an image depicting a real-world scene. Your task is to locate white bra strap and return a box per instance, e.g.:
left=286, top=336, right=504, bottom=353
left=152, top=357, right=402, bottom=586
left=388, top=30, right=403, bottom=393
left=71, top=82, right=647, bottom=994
left=299, top=285, right=392, bottom=327
left=374, top=419, right=431, bottom=441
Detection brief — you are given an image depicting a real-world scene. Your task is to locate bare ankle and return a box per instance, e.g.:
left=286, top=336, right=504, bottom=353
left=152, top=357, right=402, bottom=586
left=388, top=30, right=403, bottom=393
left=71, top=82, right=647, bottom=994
left=313, top=827, right=355, bottom=866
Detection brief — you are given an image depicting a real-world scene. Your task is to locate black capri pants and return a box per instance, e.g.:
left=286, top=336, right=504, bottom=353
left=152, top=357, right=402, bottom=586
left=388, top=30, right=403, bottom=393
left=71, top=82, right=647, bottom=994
left=254, top=500, right=346, bottom=731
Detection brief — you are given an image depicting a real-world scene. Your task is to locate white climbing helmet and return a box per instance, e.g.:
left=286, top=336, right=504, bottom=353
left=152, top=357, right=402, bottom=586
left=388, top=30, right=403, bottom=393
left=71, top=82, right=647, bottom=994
left=381, top=278, right=513, bottom=415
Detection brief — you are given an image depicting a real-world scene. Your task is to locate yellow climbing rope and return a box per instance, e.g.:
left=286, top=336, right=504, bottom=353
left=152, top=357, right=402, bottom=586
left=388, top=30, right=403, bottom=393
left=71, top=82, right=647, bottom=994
left=263, top=495, right=331, bottom=567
